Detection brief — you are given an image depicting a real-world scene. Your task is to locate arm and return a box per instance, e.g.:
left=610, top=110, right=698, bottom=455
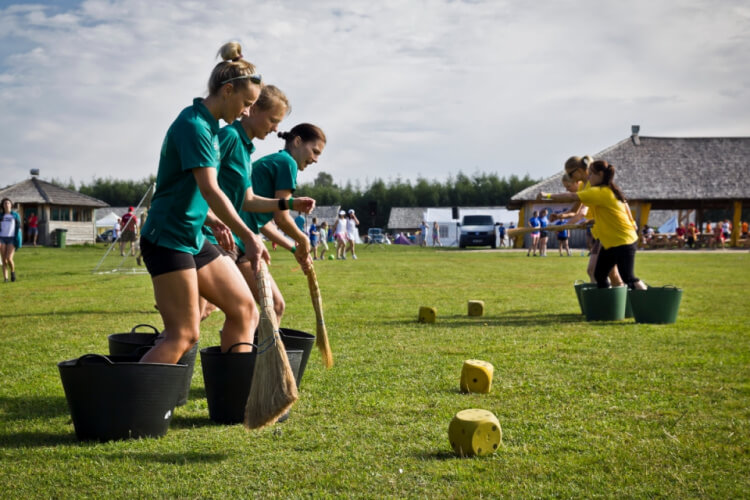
left=272, top=189, right=313, bottom=272
left=537, top=191, right=580, bottom=203
left=204, top=209, right=236, bottom=251
left=193, top=167, right=268, bottom=271
left=260, top=222, right=294, bottom=252
left=242, top=186, right=315, bottom=214
left=548, top=201, right=583, bottom=221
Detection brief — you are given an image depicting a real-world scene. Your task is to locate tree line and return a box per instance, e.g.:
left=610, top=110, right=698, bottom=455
left=296, top=171, right=538, bottom=228
left=53, top=171, right=538, bottom=229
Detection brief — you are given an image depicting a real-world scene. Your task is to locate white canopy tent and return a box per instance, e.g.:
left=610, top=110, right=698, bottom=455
left=95, top=211, right=119, bottom=229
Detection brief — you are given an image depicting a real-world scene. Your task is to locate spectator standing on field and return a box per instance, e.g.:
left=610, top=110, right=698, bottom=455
left=498, top=222, right=506, bottom=248
left=119, top=206, right=138, bottom=256
left=0, top=198, right=22, bottom=282
left=309, top=217, right=319, bottom=260
left=27, top=212, right=38, bottom=247
left=334, top=210, right=348, bottom=259
left=318, top=221, right=329, bottom=260
left=432, top=221, right=442, bottom=247
left=418, top=220, right=428, bottom=247
left=345, top=209, right=359, bottom=259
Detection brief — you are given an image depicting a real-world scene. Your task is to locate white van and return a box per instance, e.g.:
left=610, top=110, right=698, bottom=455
left=458, top=215, right=498, bottom=248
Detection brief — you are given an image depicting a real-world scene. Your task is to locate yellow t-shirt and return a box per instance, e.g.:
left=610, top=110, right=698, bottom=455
left=577, top=186, right=638, bottom=249
left=578, top=181, right=597, bottom=239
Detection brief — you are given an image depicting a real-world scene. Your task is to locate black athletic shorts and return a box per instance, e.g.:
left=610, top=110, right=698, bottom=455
left=540, top=230, right=549, bottom=238
left=558, top=235, right=568, bottom=241
left=140, top=237, right=221, bottom=277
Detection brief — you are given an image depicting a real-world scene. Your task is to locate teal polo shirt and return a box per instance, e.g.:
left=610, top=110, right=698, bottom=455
left=141, top=98, right=220, bottom=254
left=204, top=121, right=255, bottom=252
left=243, top=150, right=297, bottom=233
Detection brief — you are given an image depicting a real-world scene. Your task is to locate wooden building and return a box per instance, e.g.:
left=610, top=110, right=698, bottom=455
left=0, top=175, right=109, bottom=246
left=509, top=126, right=750, bottom=248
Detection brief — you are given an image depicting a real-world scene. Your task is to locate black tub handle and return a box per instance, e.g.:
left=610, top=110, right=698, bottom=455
left=226, top=342, right=257, bottom=353
left=130, top=324, right=160, bottom=336
left=75, top=354, right=114, bottom=366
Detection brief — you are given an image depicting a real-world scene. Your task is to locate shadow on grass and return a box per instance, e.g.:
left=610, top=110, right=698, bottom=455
left=188, top=387, right=207, bottom=400
left=382, top=310, right=588, bottom=328
left=0, top=395, right=70, bottom=420
left=417, top=450, right=461, bottom=461
left=169, top=414, right=217, bottom=429
left=0, top=431, right=78, bottom=448
left=103, top=451, right=228, bottom=464
left=0, top=309, right=157, bottom=319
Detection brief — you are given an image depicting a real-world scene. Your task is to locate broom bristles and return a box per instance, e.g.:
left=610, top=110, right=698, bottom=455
left=306, top=266, right=333, bottom=368
left=244, top=262, right=299, bottom=430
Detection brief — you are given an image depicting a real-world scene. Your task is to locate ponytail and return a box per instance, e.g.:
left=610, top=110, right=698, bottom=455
left=278, top=123, right=327, bottom=146
left=207, top=42, right=261, bottom=96
left=590, top=160, right=627, bottom=203
left=564, top=155, right=593, bottom=175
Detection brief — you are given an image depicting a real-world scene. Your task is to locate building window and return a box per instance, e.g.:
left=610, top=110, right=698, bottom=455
left=72, top=207, right=91, bottom=222
left=51, top=206, right=70, bottom=221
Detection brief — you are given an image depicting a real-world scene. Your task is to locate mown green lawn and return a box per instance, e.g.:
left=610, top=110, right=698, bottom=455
left=1, top=244, right=748, bottom=498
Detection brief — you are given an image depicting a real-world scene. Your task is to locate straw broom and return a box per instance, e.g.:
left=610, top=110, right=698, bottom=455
left=306, top=265, right=333, bottom=368
left=244, top=261, right=298, bottom=430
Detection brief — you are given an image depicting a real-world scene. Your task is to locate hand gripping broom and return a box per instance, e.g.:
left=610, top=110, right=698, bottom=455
left=306, top=265, right=333, bottom=368
left=244, top=261, right=299, bottom=429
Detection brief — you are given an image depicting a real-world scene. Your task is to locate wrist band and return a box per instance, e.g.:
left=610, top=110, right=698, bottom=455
left=278, top=198, right=288, bottom=211
left=290, top=246, right=296, bottom=254
left=288, top=197, right=294, bottom=210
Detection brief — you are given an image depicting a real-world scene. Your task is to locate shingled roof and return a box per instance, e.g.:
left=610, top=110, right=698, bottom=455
left=387, top=207, right=428, bottom=230
left=509, top=132, right=750, bottom=209
left=0, top=178, right=108, bottom=207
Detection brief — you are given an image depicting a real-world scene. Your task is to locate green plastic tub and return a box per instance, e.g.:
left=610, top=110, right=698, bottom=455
left=629, top=286, right=682, bottom=324
left=581, top=286, right=628, bottom=321
left=574, top=280, right=598, bottom=315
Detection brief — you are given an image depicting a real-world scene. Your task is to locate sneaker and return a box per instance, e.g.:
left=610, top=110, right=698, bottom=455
left=352, top=254, right=357, bottom=260
left=136, top=255, right=142, bottom=266
left=10, top=272, right=15, bottom=282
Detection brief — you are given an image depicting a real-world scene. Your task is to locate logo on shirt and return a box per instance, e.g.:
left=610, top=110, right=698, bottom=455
left=213, top=137, right=220, bottom=160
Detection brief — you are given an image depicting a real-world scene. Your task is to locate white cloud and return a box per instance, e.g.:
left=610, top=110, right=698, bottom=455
left=0, top=0, right=749, bottom=187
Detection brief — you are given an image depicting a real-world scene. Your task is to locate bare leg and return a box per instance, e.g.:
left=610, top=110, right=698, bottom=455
left=237, top=260, right=285, bottom=323
left=141, top=269, right=201, bottom=364
left=197, top=256, right=258, bottom=353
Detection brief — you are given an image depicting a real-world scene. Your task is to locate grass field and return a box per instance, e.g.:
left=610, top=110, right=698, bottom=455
left=1, top=244, right=748, bottom=498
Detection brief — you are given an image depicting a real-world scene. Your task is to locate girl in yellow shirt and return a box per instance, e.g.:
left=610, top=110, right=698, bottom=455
left=540, top=160, right=646, bottom=290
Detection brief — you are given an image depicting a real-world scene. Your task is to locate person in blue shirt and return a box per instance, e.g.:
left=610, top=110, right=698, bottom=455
left=139, top=42, right=313, bottom=364
left=309, top=218, right=319, bottom=260
left=527, top=211, right=540, bottom=256
left=0, top=198, right=22, bottom=282
left=555, top=217, right=571, bottom=256
left=538, top=208, right=550, bottom=257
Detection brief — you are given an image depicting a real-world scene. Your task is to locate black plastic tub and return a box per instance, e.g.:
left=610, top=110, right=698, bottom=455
left=200, top=342, right=303, bottom=424
left=107, top=324, right=197, bottom=406
left=278, top=328, right=315, bottom=388
left=58, top=353, right=187, bottom=441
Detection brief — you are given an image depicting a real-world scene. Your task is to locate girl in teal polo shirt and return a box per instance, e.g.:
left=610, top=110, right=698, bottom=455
left=245, top=123, right=327, bottom=319
left=139, top=43, right=312, bottom=364
left=203, top=86, right=315, bottom=322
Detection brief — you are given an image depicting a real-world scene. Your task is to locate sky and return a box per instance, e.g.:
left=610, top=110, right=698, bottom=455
left=1, top=0, right=749, bottom=189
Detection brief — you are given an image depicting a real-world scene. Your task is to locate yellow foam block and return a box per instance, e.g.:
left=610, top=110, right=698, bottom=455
left=468, top=300, right=485, bottom=317
left=460, top=359, right=494, bottom=394
left=448, top=408, right=502, bottom=457
left=418, top=306, right=437, bottom=323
